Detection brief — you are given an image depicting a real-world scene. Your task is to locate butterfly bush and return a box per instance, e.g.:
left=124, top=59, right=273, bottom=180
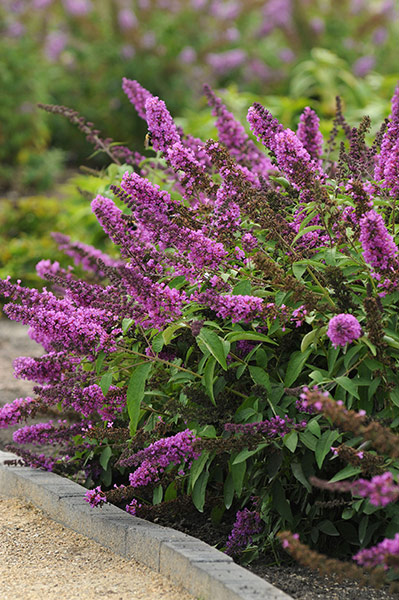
left=3, top=78, right=399, bottom=587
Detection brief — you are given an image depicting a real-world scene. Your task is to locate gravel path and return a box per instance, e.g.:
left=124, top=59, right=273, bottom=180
left=0, top=495, right=194, bottom=600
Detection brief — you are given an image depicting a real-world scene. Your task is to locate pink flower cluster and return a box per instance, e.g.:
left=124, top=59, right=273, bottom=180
left=327, top=313, right=362, bottom=348
left=353, top=533, right=399, bottom=569
left=84, top=486, right=108, bottom=508
left=118, top=429, right=201, bottom=488
left=225, top=508, right=262, bottom=556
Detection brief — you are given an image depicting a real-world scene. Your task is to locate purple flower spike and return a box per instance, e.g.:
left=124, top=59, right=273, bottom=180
left=327, top=314, right=362, bottom=348
left=359, top=209, right=398, bottom=274
left=144, top=97, right=180, bottom=152
left=225, top=508, right=262, bottom=556
left=296, top=107, right=323, bottom=166
left=122, top=78, right=153, bottom=120
left=247, top=102, right=284, bottom=153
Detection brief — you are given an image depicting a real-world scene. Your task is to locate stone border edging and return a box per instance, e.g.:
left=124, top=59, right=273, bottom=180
left=0, top=450, right=293, bottom=600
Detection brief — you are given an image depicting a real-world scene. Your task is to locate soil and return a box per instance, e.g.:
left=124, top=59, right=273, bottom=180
left=1, top=318, right=398, bottom=600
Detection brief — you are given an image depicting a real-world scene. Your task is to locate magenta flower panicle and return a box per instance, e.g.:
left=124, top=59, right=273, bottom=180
left=327, top=314, right=362, bottom=348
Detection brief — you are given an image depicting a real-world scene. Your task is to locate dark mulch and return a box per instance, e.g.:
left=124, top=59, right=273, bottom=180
left=144, top=503, right=398, bottom=600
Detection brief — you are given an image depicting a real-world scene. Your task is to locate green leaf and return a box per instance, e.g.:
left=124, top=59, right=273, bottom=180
left=192, top=470, right=209, bottom=512
left=99, top=446, right=112, bottom=471
left=307, top=418, right=321, bottom=438
left=225, top=331, right=276, bottom=345
left=359, top=515, right=369, bottom=545
left=292, top=225, right=325, bottom=246
left=272, top=480, right=293, bottom=523
left=197, top=327, right=228, bottom=370
left=189, top=451, right=210, bottom=491
left=198, top=425, right=217, bottom=439
left=301, top=329, right=321, bottom=353
left=232, top=444, right=267, bottom=464
left=315, top=430, right=341, bottom=469
left=299, top=430, right=318, bottom=451
left=318, top=520, right=339, bottom=536
left=95, top=351, right=105, bottom=375
left=99, top=372, right=113, bottom=396
left=390, top=388, right=399, bottom=408
left=368, top=377, right=381, bottom=401
left=291, top=462, right=311, bottom=492
left=231, top=460, right=246, bottom=497
left=344, top=345, right=361, bottom=370
left=151, top=332, right=164, bottom=353
left=329, top=464, right=362, bottom=483
left=342, top=507, right=355, bottom=520
left=122, top=318, right=134, bottom=333
left=164, top=481, right=177, bottom=502
left=167, top=275, right=186, bottom=289
left=283, top=430, right=298, bottom=453
left=224, top=472, right=235, bottom=509
left=284, top=349, right=312, bottom=387
left=335, top=376, right=360, bottom=400
left=292, top=263, right=307, bottom=279
left=127, top=363, right=152, bottom=436
left=249, top=366, right=271, bottom=392
left=153, top=484, right=163, bottom=505
left=202, top=356, right=216, bottom=405
left=162, top=322, right=186, bottom=345
left=232, top=280, right=252, bottom=295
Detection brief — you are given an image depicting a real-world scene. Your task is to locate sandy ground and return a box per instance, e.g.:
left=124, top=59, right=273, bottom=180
left=0, top=495, right=194, bottom=600
left=0, top=320, right=195, bottom=600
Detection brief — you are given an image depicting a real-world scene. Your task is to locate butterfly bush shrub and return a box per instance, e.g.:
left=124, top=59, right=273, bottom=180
left=3, top=77, right=399, bottom=588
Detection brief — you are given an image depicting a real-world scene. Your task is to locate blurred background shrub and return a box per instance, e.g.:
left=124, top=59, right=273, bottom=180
left=1, top=0, right=399, bottom=191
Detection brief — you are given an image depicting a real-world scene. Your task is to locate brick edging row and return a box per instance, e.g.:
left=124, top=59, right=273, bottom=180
left=0, top=450, right=292, bottom=600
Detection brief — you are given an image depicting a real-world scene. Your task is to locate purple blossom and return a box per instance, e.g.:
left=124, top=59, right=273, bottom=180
left=204, top=85, right=272, bottom=176
left=274, top=129, right=321, bottom=199
left=224, top=415, right=304, bottom=437
left=353, top=56, right=375, bottom=78
left=259, top=0, right=292, bottom=36
left=296, top=107, right=323, bottom=166
left=195, top=291, right=267, bottom=323
left=13, top=420, right=83, bottom=446
left=326, top=472, right=399, bottom=508
left=44, top=31, right=68, bottom=62
left=51, top=232, right=123, bottom=276
left=85, top=486, right=108, bottom=508
left=118, top=430, right=200, bottom=488
left=122, top=79, right=153, bottom=120
left=353, top=533, right=399, bottom=569
left=375, top=83, right=399, bottom=182
left=144, top=97, right=180, bottom=153
left=247, top=102, right=284, bottom=153
left=359, top=210, right=398, bottom=279
left=206, top=49, right=247, bottom=76
left=178, top=46, right=196, bottom=64
left=13, top=353, right=78, bottom=385
left=381, top=137, right=399, bottom=198
left=0, top=397, right=38, bottom=429
left=63, top=0, right=92, bottom=16
left=327, top=314, right=362, bottom=348
left=225, top=508, right=262, bottom=556
left=118, top=8, right=137, bottom=31
left=126, top=498, right=142, bottom=515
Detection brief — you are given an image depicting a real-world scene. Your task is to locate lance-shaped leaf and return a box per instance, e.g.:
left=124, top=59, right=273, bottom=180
left=127, top=363, right=152, bottom=436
